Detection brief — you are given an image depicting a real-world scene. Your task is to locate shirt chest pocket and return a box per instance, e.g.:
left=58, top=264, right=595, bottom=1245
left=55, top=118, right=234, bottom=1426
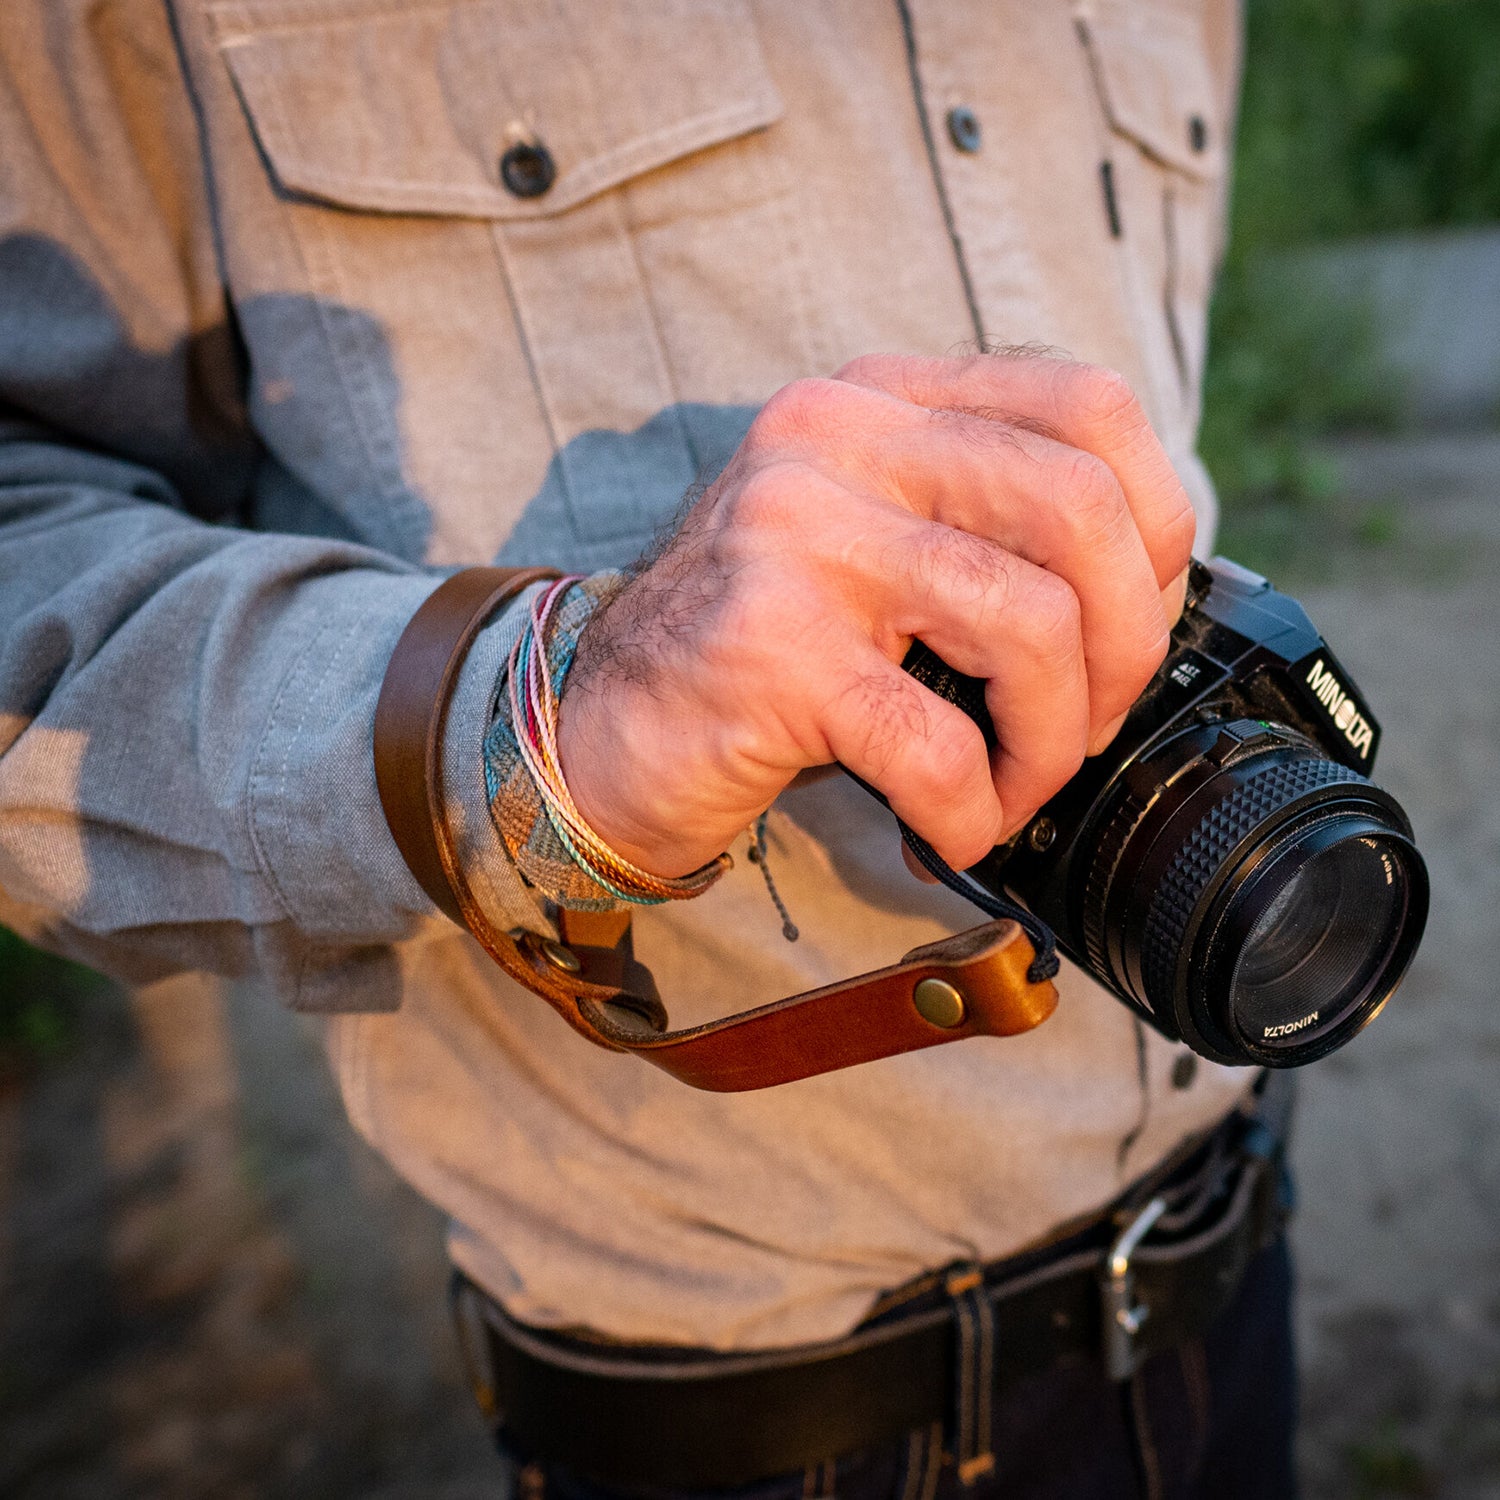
left=209, top=0, right=789, bottom=568
left=1075, top=0, right=1229, bottom=419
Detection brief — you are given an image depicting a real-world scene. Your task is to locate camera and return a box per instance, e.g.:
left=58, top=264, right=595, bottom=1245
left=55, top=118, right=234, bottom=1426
left=902, top=557, right=1429, bottom=1068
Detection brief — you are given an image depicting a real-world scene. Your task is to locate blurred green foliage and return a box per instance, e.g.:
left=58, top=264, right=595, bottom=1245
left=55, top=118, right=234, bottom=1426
left=1346, top=1418, right=1438, bottom=1496
left=1230, top=0, right=1500, bottom=248
left=1203, top=0, right=1500, bottom=563
left=0, top=926, right=104, bottom=1072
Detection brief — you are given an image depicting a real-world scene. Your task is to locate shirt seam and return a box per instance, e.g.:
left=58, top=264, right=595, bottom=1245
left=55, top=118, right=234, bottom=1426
left=892, top=0, right=985, bottom=346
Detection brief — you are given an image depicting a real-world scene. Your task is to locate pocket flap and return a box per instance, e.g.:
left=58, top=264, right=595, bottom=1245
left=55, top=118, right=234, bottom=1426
left=1077, top=0, right=1227, bottom=180
left=208, top=0, right=784, bottom=218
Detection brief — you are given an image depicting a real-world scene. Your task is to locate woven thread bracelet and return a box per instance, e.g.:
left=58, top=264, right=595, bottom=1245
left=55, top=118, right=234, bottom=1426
left=503, top=575, right=731, bottom=907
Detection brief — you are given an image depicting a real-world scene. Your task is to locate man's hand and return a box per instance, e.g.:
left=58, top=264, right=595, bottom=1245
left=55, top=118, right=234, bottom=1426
left=556, top=353, right=1196, bottom=878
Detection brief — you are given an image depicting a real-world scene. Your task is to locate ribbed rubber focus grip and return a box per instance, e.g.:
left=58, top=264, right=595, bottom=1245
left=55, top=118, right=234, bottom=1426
left=1139, top=756, right=1367, bottom=1011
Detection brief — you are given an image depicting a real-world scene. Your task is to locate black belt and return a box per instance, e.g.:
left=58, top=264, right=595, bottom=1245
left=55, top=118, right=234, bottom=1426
left=452, top=1087, right=1292, bottom=1491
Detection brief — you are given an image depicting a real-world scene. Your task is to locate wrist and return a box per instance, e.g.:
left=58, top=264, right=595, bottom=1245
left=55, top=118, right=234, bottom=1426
left=557, top=680, right=717, bottom=879
left=485, top=575, right=730, bottom=904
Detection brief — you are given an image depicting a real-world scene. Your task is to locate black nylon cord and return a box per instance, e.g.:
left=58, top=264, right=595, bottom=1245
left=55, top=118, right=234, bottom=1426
left=749, top=812, right=799, bottom=942
left=900, top=825, right=1061, bottom=984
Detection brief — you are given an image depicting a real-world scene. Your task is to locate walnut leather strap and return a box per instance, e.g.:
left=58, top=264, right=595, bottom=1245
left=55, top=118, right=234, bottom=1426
left=373, top=567, right=1058, bottom=1091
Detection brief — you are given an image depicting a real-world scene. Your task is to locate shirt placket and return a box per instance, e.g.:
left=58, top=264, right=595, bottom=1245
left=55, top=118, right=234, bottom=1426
left=890, top=0, right=1153, bottom=395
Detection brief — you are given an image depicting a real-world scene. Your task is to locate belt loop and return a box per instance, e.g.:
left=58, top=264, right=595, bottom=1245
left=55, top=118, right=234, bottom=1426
left=896, top=1422, right=944, bottom=1500
left=801, top=1457, right=837, bottom=1499
left=944, top=1263, right=996, bottom=1485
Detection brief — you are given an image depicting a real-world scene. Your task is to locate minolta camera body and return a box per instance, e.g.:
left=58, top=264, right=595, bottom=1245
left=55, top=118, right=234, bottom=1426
left=904, top=558, right=1429, bottom=1067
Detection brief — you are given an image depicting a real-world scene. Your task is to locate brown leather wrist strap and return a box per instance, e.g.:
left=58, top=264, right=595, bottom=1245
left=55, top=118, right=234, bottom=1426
left=373, top=567, right=1058, bottom=1091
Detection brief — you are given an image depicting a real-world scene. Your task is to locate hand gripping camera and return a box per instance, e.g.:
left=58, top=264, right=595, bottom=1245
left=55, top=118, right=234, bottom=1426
left=903, top=557, right=1429, bottom=1068
left=379, top=560, right=1428, bottom=1091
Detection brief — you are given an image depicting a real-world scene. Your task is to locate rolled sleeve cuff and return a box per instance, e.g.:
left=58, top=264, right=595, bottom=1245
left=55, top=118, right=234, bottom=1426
left=247, top=568, right=440, bottom=935
left=246, top=567, right=548, bottom=1011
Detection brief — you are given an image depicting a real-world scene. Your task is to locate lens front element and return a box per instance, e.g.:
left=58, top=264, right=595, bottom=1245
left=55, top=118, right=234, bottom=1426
left=1228, top=828, right=1411, bottom=1051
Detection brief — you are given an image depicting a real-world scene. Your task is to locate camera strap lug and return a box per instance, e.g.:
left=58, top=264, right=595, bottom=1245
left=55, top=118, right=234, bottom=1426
left=1101, top=1194, right=1169, bottom=1380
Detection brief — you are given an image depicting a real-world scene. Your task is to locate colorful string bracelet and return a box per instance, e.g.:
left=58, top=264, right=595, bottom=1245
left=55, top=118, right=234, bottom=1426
left=489, top=574, right=731, bottom=909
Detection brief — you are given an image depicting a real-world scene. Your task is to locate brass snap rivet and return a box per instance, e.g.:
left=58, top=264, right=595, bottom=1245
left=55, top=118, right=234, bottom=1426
left=913, top=977, right=966, bottom=1028
left=540, top=939, right=582, bottom=974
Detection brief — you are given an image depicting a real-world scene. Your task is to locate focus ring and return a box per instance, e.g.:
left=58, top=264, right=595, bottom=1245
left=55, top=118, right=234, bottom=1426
left=1139, top=757, right=1366, bottom=1013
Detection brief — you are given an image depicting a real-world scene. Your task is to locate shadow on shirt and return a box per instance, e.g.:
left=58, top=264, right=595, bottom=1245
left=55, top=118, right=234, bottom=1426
left=0, top=232, right=949, bottom=1019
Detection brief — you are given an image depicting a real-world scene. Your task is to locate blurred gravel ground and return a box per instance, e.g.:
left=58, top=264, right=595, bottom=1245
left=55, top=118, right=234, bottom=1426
left=0, top=434, right=1495, bottom=1500
left=1285, top=434, right=1500, bottom=1500
left=0, top=972, right=498, bottom=1499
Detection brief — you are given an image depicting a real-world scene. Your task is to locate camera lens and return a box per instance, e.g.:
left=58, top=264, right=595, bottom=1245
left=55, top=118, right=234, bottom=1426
left=1226, top=826, right=1412, bottom=1051
left=1086, top=727, right=1428, bottom=1067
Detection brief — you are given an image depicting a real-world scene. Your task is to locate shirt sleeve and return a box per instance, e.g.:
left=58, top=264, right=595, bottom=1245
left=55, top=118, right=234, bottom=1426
left=0, top=6, right=549, bottom=1012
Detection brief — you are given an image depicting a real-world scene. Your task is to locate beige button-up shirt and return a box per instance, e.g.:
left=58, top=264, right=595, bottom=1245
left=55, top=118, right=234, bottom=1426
left=0, top=0, right=1249, bottom=1348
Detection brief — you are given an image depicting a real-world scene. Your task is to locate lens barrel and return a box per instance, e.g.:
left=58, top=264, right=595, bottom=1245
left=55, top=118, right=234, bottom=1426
left=1083, top=722, right=1428, bottom=1066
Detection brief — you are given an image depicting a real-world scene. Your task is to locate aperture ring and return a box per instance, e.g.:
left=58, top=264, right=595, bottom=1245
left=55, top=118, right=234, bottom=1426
left=1139, top=757, right=1366, bottom=1015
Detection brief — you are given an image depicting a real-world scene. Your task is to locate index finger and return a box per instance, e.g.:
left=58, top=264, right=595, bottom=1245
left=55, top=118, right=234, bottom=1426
left=833, top=352, right=1198, bottom=590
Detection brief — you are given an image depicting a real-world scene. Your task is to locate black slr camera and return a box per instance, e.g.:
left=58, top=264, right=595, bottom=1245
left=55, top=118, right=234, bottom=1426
left=903, top=557, right=1429, bottom=1068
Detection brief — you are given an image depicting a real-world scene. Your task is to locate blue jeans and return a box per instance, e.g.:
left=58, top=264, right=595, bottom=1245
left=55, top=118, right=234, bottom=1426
left=498, top=1238, right=1297, bottom=1500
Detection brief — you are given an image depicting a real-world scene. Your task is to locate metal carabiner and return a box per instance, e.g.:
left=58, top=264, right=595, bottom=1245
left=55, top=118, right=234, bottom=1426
left=1101, top=1195, right=1169, bottom=1380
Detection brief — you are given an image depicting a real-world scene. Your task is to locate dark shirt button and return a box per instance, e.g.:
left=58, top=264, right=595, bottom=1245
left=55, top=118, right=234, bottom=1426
left=1171, top=1051, right=1198, bottom=1090
left=946, top=105, right=982, bottom=154
left=500, top=140, right=557, bottom=198
left=1188, top=114, right=1209, bottom=153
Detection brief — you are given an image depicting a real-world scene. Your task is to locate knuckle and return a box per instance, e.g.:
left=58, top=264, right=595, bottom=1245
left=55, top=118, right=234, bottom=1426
left=910, top=756, right=995, bottom=862
left=1060, top=362, right=1142, bottom=431
left=923, top=526, right=999, bottom=610
left=919, top=713, right=984, bottom=798
left=722, top=459, right=802, bottom=536
left=832, top=353, right=895, bottom=387
left=755, top=378, right=841, bottom=446
left=1053, top=450, right=1127, bottom=542
left=847, top=678, right=926, bottom=781
left=1020, top=575, right=1083, bottom=667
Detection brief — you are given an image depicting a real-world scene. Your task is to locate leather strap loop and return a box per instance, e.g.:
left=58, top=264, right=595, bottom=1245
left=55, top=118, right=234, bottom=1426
left=374, top=566, right=560, bottom=926
left=373, top=567, right=1059, bottom=1091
